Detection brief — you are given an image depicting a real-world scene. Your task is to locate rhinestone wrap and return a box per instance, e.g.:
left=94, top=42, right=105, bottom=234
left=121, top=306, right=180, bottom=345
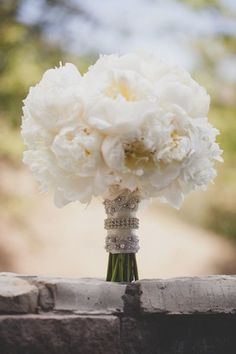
left=104, top=188, right=140, bottom=254
left=104, top=217, right=139, bottom=230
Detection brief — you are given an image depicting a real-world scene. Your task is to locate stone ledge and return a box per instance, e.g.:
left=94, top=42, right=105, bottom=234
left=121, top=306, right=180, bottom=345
left=120, top=314, right=236, bottom=354
left=0, top=314, right=121, bottom=354
left=0, top=273, right=235, bottom=316
left=0, top=276, right=38, bottom=314
left=135, top=276, right=236, bottom=315
left=1, top=273, right=236, bottom=354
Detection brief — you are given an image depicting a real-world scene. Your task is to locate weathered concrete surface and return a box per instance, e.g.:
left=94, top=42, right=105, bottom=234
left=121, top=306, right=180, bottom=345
left=2, top=273, right=236, bottom=315
left=0, top=273, right=127, bottom=314
left=0, top=275, right=38, bottom=314
left=0, top=273, right=236, bottom=354
left=135, top=276, right=236, bottom=315
left=36, top=277, right=127, bottom=314
left=0, top=314, right=121, bottom=354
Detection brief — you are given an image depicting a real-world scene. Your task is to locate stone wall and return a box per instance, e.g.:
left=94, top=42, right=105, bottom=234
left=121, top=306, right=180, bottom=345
left=0, top=273, right=236, bottom=354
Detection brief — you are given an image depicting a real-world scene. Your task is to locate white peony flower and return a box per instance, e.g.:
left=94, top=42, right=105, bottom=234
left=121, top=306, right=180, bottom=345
left=23, top=63, right=84, bottom=132
left=52, top=125, right=102, bottom=177
left=22, top=55, right=222, bottom=208
left=85, top=69, right=158, bottom=134
left=155, top=70, right=210, bottom=118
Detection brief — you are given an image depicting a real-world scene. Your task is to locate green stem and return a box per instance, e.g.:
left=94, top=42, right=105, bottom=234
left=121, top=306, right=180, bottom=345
left=133, top=254, right=139, bottom=280
left=106, top=253, right=112, bottom=281
left=127, top=254, right=130, bottom=282
left=106, top=253, right=139, bottom=282
left=111, top=255, right=119, bottom=282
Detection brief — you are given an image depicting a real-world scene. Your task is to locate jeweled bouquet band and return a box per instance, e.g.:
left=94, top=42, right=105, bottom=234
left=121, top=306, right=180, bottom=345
left=104, top=187, right=140, bottom=282
left=21, top=53, right=222, bottom=282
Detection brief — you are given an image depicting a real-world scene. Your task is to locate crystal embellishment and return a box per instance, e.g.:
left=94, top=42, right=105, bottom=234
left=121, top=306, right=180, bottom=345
left=104, top=188, right=140, bottom=254
left=104, top=217, right=139, bottom=230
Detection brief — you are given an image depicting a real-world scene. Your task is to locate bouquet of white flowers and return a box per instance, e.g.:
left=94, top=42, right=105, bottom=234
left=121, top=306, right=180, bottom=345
left=22, top=54, right=222, bottom=282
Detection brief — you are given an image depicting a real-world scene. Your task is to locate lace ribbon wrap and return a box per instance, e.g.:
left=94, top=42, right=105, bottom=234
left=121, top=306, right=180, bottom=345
left=104, top=187, right=140, bottom=254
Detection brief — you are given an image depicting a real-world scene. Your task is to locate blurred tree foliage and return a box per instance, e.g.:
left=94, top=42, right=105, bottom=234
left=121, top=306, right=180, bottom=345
left=1, top=0, right=235, bottom=128
left=181, top=0, right=220, bottom=9
left=0, top=0, right=90, bottom=128
left=0, top=1, right=60, bottom=126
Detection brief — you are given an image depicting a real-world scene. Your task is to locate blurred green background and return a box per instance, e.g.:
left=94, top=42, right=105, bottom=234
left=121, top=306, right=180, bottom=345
left=0, top=0, right=235, bottom=277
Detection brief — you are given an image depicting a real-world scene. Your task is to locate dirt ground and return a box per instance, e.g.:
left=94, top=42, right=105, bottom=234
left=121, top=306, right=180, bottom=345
left=0, top=161, right=235, bottom=279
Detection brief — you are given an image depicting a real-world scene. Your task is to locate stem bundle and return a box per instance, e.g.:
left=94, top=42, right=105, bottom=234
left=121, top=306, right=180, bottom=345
left=106, top=253, right=139, bottom=282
